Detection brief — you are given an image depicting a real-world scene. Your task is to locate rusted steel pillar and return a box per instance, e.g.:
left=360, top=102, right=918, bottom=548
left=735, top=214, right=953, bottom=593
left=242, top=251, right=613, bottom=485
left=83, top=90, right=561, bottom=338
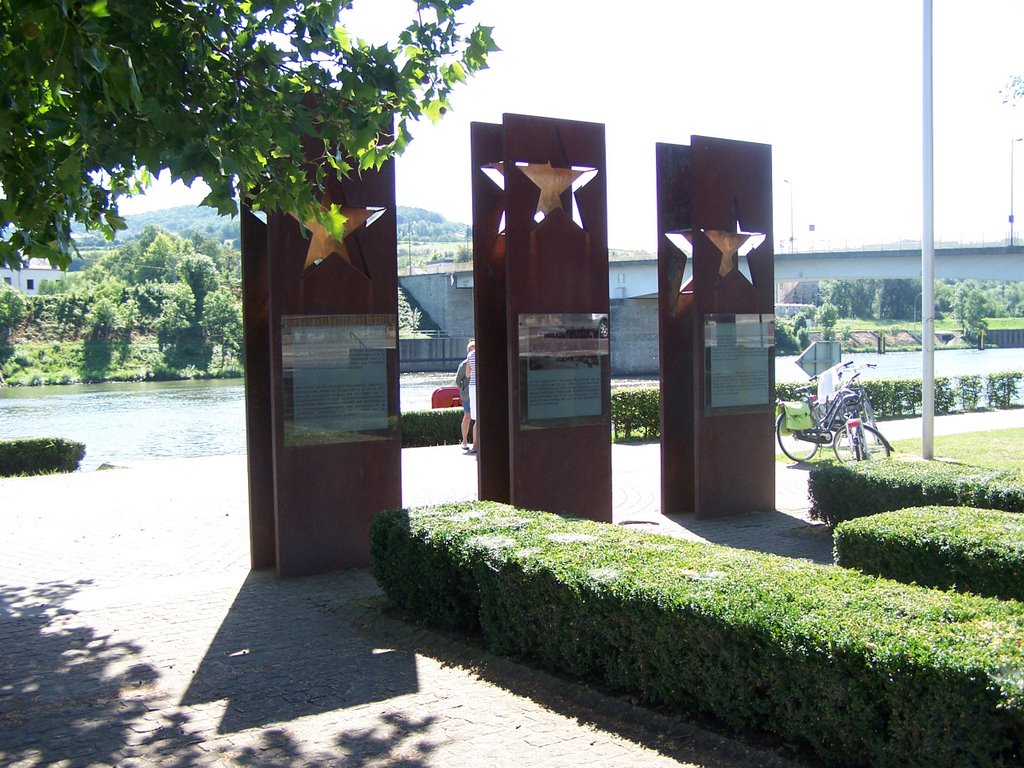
left=471, top=114, right=611, bottom=521
left=241, top=146, right=400, bottom=576
left=657, top=137, right=775, bottom=518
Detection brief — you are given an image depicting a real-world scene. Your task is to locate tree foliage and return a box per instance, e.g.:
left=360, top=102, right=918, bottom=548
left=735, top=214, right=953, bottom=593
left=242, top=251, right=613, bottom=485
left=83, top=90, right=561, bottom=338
left=1, top=0, right=495, bottom=269
left=952, top=281, right=990, bottom=342
left=0, top=282, right=25, bottom=340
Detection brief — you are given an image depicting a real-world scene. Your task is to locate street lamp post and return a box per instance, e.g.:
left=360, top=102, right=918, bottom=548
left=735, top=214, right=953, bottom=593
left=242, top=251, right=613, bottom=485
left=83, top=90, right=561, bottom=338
left=1011, top=138, right=1023, bottom=246
left=783, top=179, right=794, bottom=253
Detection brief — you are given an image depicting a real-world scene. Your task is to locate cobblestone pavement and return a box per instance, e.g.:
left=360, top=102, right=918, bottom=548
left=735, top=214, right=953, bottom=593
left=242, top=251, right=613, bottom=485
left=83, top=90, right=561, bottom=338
left=3, top=410, right=1019, bottom=767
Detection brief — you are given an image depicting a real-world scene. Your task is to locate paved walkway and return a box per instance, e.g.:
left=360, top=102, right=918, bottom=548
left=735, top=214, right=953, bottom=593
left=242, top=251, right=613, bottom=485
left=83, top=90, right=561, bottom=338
left=1, top=410, right=1021, bottom=767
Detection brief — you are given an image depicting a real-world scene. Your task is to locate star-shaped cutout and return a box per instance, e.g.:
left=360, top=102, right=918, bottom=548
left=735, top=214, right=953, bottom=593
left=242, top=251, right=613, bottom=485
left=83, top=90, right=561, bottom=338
left=481, top=162, right=508, bottom=235
left=665, top=230, right=694, bottom=258
left=664, top=230, right=694, bottom=296
left=291, top=192, right=384, bottom=277
left=517, top=161, right=596, bottom=224
left=701, top=222, right=765, bottom=279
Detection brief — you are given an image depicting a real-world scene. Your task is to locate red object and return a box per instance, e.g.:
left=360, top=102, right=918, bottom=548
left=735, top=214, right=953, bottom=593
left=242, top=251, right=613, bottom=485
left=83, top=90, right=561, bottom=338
left=431, top=386, right=462, bottom=409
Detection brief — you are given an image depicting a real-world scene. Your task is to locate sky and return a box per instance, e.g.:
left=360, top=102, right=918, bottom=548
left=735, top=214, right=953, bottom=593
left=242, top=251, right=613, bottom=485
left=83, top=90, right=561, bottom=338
left=122, top=0, right=1024, bottom=253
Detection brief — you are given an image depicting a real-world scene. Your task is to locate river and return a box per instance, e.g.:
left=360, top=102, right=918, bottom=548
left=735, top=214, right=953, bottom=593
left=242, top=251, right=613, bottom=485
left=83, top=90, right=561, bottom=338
left=1, top=347, right=1021, bottom=470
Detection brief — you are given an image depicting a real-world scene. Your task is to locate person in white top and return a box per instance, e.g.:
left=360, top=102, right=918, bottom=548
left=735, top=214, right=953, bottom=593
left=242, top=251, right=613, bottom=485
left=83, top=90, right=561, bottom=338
left=466, top=340, right=478, bottom=454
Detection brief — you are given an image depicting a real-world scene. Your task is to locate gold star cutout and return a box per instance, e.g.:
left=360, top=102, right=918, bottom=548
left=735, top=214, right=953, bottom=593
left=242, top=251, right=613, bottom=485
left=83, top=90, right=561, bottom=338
left=517, top=161, right=595, bottom=223
left=702, top=222, right=765, bottom=279
left=291, top=193, right=384, bottom=277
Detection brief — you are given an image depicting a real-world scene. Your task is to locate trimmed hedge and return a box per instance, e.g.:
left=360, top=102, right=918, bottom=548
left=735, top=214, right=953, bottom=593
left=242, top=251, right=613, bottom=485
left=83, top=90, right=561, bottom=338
left=401, top=408, right=463, bottom=448
left=612, top=371, right=1023, bottom=442
left=405, top=389, right=661, bottom=446
left=372, top=502, right=1024, bottom=767
left=0, top=437, right=85, bottom=476
left=808, top=460, right=1024, bottom=527
left=611, top=386, right=660, bottom=441
left=835, top=506, right=1024, bottom=601
left=778, top=371, right=1023, bottom=418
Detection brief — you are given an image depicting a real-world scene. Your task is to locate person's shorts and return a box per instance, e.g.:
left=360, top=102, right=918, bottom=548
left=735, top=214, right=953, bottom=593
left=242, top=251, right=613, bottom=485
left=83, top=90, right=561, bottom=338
left=469, top=385, right=478, bottom=421
left=462, top=395, right=471, bottom=416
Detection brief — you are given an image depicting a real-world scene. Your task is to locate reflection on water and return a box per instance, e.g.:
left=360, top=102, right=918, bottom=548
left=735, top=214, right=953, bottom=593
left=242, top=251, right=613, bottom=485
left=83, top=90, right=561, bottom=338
left=1, top=348, right=1021, bottom=469
left=0, top=379, right=247, bottom=470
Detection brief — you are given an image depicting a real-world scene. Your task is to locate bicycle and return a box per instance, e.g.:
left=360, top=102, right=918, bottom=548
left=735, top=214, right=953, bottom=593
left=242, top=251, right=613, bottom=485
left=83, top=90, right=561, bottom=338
left=775, top=362, right=891, bottom=463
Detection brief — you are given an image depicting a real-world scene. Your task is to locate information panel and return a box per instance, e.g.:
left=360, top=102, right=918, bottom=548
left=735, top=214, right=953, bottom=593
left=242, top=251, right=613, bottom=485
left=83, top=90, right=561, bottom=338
left=703, top=313, right=774, bottom=413
left=281, top=314, right=396, bottom=446
left=517, top=313, right=610, bottom=427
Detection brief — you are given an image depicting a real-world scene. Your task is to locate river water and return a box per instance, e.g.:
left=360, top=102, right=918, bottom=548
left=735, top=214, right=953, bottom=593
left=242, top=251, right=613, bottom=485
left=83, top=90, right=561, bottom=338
left=1, top=348, right=1021, bottom=470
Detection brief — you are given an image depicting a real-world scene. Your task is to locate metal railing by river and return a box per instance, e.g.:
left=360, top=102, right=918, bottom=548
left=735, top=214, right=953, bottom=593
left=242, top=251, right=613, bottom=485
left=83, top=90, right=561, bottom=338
left=1, top=348, right=1020, bottom=470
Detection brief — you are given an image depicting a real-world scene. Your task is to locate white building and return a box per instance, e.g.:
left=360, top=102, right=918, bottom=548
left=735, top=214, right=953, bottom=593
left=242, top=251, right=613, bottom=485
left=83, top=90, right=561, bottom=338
left=0, top=258, right=64, bottom=295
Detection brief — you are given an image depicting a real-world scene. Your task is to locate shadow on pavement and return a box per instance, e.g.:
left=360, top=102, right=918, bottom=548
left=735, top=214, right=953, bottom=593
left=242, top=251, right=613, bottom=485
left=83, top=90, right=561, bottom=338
left=358, top=599, right=791, bottom=768
left=663, top=510, right=835, bottom=564
left=180, top=570, right=421, bottom=734
left=0, top=580, right=160, bottom=766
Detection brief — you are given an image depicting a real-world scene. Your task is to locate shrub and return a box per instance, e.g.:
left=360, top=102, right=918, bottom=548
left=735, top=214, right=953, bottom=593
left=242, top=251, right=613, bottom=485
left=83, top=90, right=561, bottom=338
left=835, top=506, right=1024, bottom=601
left=988, top=372, right=1024, bottom=409
left=957, top=374, right=985, bottom=412
left=611, top=386, right=660, bottom=441
left=371, top=502, right=1024, bottom=767
left=0, top=437, right=85, bottom=476
left=401, top=408, right=463, bottom=448
left=808, top=460, right=1024, bottom=527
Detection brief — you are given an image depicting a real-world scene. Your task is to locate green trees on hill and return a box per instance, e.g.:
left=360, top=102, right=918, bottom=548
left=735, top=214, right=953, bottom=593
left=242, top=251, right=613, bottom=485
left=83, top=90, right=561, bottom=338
left=5, top=227, right=243, bottom=382
left=4, top=219, right=430, bottom=384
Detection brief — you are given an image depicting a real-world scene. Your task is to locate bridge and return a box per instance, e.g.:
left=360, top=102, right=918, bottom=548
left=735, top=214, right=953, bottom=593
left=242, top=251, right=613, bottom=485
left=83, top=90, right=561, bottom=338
left=605, top=242, right=1024, bottom=300
left=400, top=241, right=1024, bottom=374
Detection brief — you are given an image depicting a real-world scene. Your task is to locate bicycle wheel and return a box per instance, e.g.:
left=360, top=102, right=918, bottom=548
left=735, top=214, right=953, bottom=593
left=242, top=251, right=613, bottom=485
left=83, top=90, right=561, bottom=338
left=776, top=413, right=819, bottom=462
left=833, top=423, right=891, bottom=462
left=859, top=395, right=877, bottom=428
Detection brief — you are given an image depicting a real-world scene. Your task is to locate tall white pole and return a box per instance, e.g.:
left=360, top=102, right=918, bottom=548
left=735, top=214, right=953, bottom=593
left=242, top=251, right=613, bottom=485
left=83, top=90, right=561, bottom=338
left=922, top=0, right=935, bottom=459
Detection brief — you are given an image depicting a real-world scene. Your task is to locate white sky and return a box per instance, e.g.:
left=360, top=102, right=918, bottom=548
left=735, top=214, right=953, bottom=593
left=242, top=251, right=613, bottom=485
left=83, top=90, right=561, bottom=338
left=122, top=0, right=1024, bottom=252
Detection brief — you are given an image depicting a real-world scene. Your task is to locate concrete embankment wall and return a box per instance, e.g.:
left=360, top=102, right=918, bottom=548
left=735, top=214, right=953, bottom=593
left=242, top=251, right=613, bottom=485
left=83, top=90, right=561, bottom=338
left=400, top=337, right=474, bottom=373
left=399, top=272, right=662, bottom=375
left=987, top=329, right=1024, bottom=348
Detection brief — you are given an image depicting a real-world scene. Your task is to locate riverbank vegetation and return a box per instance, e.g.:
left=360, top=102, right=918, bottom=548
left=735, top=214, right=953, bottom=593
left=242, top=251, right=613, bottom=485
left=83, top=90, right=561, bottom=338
left=775, top=277, right=1024, bottom=354
left=1, top=226, right=244, bottom=385
left=0, top=215, right=435, bottom=385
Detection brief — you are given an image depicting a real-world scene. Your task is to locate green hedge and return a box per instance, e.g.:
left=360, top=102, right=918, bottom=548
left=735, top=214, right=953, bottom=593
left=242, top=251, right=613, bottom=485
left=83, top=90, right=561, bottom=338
left=612, top=371, right=1023, bottom=442
left=611, top=386, right=660, bottom=441
left=778, top=371, right=1023, bottom=418
left=401, top=408, right=464, bottom=448
left=371, top=502, right=1024, bottom=767
left=808, top=460, right=1024, bottom=527
left=0, top=437, right=85, bottom=476
left=835, top=506, right=1024, bottom=601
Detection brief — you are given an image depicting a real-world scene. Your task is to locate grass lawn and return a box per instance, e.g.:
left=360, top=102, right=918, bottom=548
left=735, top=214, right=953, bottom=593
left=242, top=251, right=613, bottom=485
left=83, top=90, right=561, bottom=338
left=888, top=428, right=1024, bottom=477
left=779, top=428, right=1024, bottom=479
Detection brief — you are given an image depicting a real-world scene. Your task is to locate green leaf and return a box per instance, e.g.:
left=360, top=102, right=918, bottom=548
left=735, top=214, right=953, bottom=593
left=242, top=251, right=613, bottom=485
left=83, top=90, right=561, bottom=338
left=104, top=211, right=127, bottom=231
left=321, top=205, right=349, bottom=241
left=85, top=1, right=111, bottom=18
left=332, top=24, right=353, bottom=52
left=200, top=189, right=239, bottom=218
left=83, top=47, right=107, bottom=73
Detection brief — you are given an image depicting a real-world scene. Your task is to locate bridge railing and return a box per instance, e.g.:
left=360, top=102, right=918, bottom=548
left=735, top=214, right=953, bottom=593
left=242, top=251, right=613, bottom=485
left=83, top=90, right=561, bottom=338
left=782, top=232, right=1018, bottom=254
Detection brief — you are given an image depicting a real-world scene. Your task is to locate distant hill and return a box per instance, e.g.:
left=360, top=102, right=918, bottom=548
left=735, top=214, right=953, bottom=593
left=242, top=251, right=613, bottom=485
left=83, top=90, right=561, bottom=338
left=72, top=204, right=470, bottom=250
